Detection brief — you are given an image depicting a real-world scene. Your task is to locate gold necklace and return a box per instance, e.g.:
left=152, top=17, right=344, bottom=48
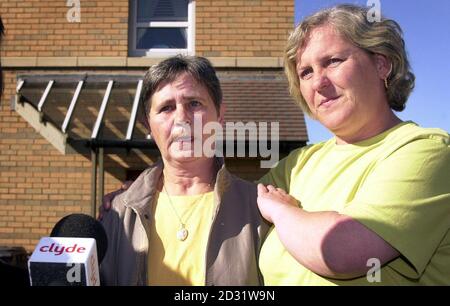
left=162, top=175, right=215, bottom=241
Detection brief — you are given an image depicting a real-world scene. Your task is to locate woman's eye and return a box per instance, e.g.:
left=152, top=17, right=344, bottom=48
left=190, top=100, right=201, bottom=108
left=300, top=68, right=313, bottom=80
left=159, top=105, right=174, bottom=113
left=328, top=58, right=343, bottom=66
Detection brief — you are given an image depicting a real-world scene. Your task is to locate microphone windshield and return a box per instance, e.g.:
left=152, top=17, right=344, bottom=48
left=50, top=214, right=108, bottom=263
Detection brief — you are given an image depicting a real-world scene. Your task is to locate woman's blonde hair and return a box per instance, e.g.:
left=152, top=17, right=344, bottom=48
left=285, top=4, right=415, bottom=116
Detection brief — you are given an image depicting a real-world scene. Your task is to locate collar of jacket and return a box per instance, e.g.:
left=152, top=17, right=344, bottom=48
left=121, top=157, right=231, bottom=222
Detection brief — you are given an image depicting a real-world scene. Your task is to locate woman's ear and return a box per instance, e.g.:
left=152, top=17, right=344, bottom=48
left=140, top=113, right=151, bottom=134
left=374, top=54, right=392, bottom=80
left=218, top=103, right=226, bottom=127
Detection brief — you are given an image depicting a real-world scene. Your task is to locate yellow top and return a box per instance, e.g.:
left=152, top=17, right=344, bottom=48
left=147, top=191, right=215, bottom=285
left=258, top=122, right=450, bottom=285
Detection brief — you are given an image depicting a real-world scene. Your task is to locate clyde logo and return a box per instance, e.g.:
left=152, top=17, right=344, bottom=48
left=39, top=243, right=86, bottom=256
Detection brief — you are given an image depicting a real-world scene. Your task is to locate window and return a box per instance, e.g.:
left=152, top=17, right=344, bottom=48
left=129, top=0, right=195, bottom=57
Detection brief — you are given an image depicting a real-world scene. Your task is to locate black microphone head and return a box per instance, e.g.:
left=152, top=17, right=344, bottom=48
left=50, top=213, right=108, bottom=263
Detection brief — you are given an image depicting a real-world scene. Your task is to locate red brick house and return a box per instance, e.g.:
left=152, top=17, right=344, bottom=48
left=0, top=0, right=308, bottom=253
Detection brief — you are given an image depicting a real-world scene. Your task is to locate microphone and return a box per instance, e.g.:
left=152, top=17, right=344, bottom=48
left=28, top=214, right=108, bottom=286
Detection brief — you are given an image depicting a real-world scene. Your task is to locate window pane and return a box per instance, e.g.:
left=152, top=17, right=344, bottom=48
left=137, top=0, right=188, bottom=22
left=136, top=28, right=187, bottom=49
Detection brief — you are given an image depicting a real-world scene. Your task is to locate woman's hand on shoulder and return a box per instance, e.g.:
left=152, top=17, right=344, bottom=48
left=98, top=180, right=134, bottom=220
left=257, top=184, right=300, bottom=223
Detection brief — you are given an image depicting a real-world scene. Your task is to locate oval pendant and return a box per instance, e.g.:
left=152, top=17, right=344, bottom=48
left=177, top=227, right=188, bottom=241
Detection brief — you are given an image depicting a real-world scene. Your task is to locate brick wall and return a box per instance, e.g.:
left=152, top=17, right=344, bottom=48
left=196, top=0, right=294, bottom=57
left=0, top=0, right=129, bottom=57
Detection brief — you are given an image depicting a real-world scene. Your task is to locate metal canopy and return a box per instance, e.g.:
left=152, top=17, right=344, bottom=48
left=14, top=74, right=158, bottom=153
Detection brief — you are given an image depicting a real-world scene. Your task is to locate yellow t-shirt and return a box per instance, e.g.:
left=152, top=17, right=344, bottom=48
left=147, top=191, right=215, bottom=285
left=258, top=121, right=450, bottom=285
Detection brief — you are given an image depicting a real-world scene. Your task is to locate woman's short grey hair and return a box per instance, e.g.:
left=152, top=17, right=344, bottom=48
left=285, top=4, right=415, bottom=117
left=140, top=55, right=222, bottom=119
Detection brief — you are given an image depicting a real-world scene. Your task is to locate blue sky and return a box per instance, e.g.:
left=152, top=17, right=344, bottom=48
left=295, top=0, right=450, bottom=144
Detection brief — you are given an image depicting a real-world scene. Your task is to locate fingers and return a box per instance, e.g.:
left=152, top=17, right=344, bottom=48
left=97, top=211, right=103, bottom=221
left=276, top=187, right=287, bottom=195
left=98, top=195, right=112, bottom=221
left=264, top=185, right=287, bottom=194
left=103, top=192, right=116, bottom=210
left=98, top=179, right=135, bottom=220
left=258, top=184, right=288, bottom=195
left=257, top=183, right=268, bottom=194
left=98, top=182, right=130, bottom=220
left=266, top=185, right=276, bottom=192
left=122, top=180, right=133, bottom=190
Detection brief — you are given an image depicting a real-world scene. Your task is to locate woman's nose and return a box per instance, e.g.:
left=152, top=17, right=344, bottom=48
left=174, top=105, right=191, bottom=124
left=312, top=71, right=331, bottom=92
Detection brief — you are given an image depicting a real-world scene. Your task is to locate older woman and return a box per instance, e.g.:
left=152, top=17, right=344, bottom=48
left=100, top=56, right=268, bottom=286
left=257, top=4, right=450, bottom=285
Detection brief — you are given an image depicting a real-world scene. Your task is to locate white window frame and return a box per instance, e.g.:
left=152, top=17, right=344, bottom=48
left=129, top=0, right=195, bottom=57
